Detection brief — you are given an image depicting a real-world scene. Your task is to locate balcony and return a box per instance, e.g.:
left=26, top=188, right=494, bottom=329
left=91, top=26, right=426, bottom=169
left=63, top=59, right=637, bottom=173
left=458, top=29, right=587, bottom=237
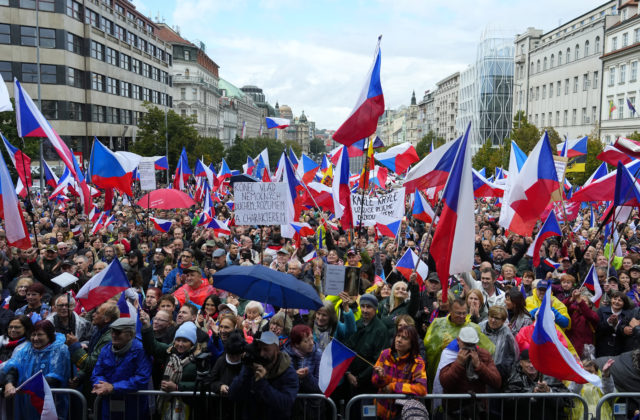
left=173, top=75, right=221, bottom=95
left=515, top=53, right=526, bottom=64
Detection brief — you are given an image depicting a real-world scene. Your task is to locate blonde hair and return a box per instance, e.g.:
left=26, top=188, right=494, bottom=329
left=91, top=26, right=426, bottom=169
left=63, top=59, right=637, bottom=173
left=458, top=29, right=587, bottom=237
left=390, top=281, right=408, bottom=312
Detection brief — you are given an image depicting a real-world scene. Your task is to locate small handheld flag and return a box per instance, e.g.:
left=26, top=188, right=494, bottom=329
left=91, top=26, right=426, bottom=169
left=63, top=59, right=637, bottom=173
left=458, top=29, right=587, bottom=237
left=318, top=339, right=356, bottom=397
left=16, top=371, right=58, bottom=420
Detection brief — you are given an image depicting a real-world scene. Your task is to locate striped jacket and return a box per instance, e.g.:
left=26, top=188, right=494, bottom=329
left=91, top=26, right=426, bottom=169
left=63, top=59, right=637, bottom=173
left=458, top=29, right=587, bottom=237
left=371, top=348, right=428, bottom=420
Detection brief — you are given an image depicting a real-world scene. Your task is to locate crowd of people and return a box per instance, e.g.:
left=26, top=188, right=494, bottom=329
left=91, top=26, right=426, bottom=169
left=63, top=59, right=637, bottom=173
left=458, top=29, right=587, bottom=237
left=0, top=188, right=639, bottom=420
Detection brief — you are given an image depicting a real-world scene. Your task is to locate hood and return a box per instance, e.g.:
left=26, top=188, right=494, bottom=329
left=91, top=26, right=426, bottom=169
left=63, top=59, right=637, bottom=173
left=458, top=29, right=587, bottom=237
left=266, top=351, right=291, bottom=379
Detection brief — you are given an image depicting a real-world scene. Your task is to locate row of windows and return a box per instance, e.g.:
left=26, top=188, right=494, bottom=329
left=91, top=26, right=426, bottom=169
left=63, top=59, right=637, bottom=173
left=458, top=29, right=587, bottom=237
left=0, top=24, right=56, bottom=48
left=33, top=99, right=144, bottom=125
left=90, top=40, right=170, bottom=85
left=610, top=29, right=640, bottom=52
left=608, top=62, right=639, bottom=86
left=0, top=61, right=57, bottom=84
left=531, top=37, right=601, bottom=74
left=606, top=96, right=637, bottom=120
left=531, top=107, right=598, bottom=127
left=89, top=71, right=170, bottom=106
left=527, top=71, right=599, bottom=102
left=66, top=0, right=171, bottom=65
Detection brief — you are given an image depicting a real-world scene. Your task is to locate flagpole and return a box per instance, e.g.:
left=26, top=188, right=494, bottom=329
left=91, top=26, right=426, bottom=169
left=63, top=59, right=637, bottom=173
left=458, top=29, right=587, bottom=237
left=357, top=135, right=373, bottom=239
left=20, top=138, right=39, bottom=248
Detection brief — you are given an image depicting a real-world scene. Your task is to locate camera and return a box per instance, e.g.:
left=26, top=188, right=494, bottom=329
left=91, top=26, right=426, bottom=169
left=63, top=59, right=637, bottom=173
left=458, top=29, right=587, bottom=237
left=240, top=250, right=252, bottom=260
left=241, top=342, right=266, bottom=366
left=194, top=352, right=212, bottom=378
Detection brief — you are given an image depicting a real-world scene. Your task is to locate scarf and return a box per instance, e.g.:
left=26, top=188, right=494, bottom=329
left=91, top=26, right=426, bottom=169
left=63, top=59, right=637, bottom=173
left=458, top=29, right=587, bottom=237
left=158, top=348, right=196, bottom=417
left=313, top=323, right=331, bottom=350
left=111, top=339, right=133, bottom=357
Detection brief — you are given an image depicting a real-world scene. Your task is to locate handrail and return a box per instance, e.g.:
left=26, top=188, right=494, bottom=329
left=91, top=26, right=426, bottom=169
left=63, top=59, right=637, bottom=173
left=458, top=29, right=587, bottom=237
left=595, top=392, right=640, bottom=420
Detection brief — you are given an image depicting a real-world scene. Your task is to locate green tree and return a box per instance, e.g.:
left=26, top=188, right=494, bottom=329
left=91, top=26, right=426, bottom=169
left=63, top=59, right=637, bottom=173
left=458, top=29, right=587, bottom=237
left=309, top=138, right=325, bottom=156
left=192, top=137, right=225, bottom=167
left=627, top=131, right=640, bottom=141
left=472, top=139, right=504, bottom=176
left=508, top=111, right=541, bottom=154
left=415, top=130, right=445, bottom=159
left=225, top=137, right=302, bottom=170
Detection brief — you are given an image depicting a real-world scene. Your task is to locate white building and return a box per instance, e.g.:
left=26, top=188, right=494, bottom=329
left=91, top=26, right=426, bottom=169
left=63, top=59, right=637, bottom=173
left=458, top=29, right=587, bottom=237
left=514, top=1, right=617, bottom=139
left=600, top=1, right=640, bottom=143
left=433, top=72, right=460, bottom=142
left=417, top=90, right=436, bottom=139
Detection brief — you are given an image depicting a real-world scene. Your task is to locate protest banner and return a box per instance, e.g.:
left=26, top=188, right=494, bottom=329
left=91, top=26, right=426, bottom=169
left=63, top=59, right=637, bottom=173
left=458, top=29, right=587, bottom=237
left=234, top=182, right=289, bottom=225
left=138, top=161, right=156, bottom=191
left=350, top=187, right=405, bottom=226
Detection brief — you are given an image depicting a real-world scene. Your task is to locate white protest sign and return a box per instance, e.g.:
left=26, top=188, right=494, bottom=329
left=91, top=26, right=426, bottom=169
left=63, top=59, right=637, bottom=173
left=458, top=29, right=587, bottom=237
left=138, top=161, right=156, bottom=191
left=234, top=182, right=289, bottom=225
left=351, top=187, right=406, bottom=226
left=324, top=264, right=346, bottom=297
left=51, top=272, right=79, bottom=288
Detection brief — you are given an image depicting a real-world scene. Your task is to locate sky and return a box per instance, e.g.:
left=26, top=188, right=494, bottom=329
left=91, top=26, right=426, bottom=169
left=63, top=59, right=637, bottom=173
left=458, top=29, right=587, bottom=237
left=131, top=0, right=606, bottom=130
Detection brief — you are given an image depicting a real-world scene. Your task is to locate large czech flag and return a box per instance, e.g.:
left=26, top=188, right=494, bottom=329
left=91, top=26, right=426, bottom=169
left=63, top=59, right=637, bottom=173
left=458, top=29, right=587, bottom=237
left=430, top=124, right=474, bottom=301
left=319, top=339, right=356, bottom=397
left=527, top=211, right=562, bottom=267
left=530, top=284, right=602, bottom=386
left=331, top=146, right=353, bottom=230
left=265, top=117, right=290, bottom=129
left=0, top=142, right=31, bottom=249
left=374, top=142, right=418, bottom=174
left=403, top=136, right=461, bottom=193
left=332, top=37, right=384, bottom=146
left=76, top=258, right=129, bottom=311
left=89, top=138, right=139, bottom=196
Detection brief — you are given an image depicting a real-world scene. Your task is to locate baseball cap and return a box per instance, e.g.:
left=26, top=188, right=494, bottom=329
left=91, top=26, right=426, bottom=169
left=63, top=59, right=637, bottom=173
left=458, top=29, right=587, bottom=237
left=631, top=264, right=640, bottom=272
left=347, top=247, right=357, bottom=256
left=458, top=326, right=479, bottom=344
left=277, top=248, right=290, bottom=255
left=535, top=280, right=550, bottom=289
left=205, top=240, right=216, bottom=247
left=183, top=266, right=202, bottom=275
left=218, top=303, right=238, bottom=316
left=257, top=331, right=279, bottom=346
left=213, top=248, right=226, bottom=258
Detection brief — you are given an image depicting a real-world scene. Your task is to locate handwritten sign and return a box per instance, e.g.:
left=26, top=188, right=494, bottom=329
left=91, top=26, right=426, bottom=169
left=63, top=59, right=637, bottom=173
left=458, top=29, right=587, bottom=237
left=324, top=264, right=346, bottom=297
left=351, top=188, right=406, bottom=226
left=138, top=161, right=156, bottom=191
left=234, top=182, right=288, bottom=225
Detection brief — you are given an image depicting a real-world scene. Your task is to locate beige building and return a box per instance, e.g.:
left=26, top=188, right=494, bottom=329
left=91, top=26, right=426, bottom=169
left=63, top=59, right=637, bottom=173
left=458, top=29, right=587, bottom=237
left=274, top=103, right=315, bottom=152
left=376, top=92, right=420, bottom=146
left=433, top=72, right=460, bottom=142
left=0, top=0, right=172, bottom=160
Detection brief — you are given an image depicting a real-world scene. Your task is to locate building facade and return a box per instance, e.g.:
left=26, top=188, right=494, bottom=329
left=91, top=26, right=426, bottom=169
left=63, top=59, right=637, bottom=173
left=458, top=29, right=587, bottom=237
left=240, top=85, right=276, bottom=138
left=218, top=78, right=263, bottom=148
left=0, top=0, right=173, bottom=159
left=274, top=103, right=314, bottom=153
left=417, top=89, right=435, bottom=140
left=375, top=92, right=420, bottom=146
left=513, top=1, right=617, bottom=140
left=600, top=1, right=640, bottom=144
left=156, top=24, right=221, bottom=139
left=433, top=72, right=460, bottom=142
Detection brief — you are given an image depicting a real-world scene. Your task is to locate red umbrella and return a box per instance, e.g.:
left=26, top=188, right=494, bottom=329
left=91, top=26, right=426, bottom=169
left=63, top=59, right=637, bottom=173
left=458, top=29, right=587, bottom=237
left=136, top=189, right=196, bottom=209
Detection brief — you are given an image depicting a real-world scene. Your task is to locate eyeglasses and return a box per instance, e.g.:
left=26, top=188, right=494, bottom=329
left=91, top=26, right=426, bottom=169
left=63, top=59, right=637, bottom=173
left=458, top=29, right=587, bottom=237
left=56, top=304, right=71, bottom=308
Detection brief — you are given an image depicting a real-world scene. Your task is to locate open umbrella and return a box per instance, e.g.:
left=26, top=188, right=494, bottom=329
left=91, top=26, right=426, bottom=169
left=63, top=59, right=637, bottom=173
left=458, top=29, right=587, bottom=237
left=212, top=265, right=322, bottom=310
left=136, top=189, right=196, bottom=209
left=229, top=173, right=259, bottom=185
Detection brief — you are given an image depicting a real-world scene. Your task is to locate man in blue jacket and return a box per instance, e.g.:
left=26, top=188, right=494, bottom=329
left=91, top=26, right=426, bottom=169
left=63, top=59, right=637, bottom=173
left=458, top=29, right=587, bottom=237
left=91, top=317, right=152, bottom=420
left=228, top=331, right=299, bottom=419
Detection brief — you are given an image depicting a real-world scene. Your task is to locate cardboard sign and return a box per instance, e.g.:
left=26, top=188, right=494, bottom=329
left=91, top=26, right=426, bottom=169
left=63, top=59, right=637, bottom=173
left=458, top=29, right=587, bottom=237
left=138, top=161, right=156, bottom=191
left=234, top=182, right=289, bottom=225
left=351, top=188, right=405, bottom=226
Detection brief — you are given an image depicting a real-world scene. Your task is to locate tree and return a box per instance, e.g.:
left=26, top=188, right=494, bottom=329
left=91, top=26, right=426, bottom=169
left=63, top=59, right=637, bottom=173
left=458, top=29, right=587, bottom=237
left=415, top=130, right=445, bottom=159
left=309, top=138, right=325, bottom=156
left=192, top=137, right=225, bottom=167
left=225, top=137, right=302, bottom=170
left=508, top=111, right=541, bottom=154
left=472, top=139, right=505, bottom=176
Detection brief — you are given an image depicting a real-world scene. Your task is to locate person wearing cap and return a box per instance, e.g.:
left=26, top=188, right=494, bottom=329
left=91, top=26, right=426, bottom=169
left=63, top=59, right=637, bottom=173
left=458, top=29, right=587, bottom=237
left=345, top=247, right=362, bottom=268
left=92, top=316, right=152, bottom=420
left=270, top=248, right=290, bottom=272
left=526, top=280, right=571, bottom=330
left=228, top=331, right=299, bottom=420
left=173, top=265, right=215, bottom=307
left=162, top=249, right=196, bottom=294
left=475, top=236, right=529, bottom=274
left=212, top=247, right=228, bottom=271
left=437, top=326, right=501, bottom=400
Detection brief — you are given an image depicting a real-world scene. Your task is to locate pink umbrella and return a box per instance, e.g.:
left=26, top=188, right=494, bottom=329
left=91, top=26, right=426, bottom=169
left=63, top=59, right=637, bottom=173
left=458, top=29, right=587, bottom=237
left=136, top=189, right=196, bottom=209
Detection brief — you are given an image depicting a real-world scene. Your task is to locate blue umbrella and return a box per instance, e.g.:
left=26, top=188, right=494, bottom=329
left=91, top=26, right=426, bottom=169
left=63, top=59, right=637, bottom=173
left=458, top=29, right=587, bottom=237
left=212, top=265, right=323, bottom=310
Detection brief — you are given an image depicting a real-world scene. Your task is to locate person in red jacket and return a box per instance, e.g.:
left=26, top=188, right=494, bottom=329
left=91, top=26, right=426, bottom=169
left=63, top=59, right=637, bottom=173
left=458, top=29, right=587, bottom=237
left=565, top=288, right=599, bottom=358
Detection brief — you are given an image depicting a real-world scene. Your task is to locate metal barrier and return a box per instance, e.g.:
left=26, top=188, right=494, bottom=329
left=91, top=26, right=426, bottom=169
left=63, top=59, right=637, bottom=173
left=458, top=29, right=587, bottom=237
left=595, top=392, right=640, bottom=420
left=345, top=392, right=590, bottom=420
left=0, top=388, right=87, bottom=420
left=94, top=391, right=336, bottom=420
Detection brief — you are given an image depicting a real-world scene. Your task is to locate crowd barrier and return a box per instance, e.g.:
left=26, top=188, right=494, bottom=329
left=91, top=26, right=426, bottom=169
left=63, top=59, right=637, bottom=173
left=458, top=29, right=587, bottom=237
left=0, top=388, right=87, bottom=420
left=344, top=392, right=590, bottom=420
left=595, top=392, right=640, bottom=420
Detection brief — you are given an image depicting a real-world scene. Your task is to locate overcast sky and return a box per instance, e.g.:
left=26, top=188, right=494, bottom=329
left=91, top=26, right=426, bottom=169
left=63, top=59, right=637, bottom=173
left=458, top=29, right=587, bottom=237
left=133, top=0, right=606, bottom=130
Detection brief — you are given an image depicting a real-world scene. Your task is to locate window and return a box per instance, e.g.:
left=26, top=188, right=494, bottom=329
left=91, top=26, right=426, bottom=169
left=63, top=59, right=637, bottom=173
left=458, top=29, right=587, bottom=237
left=106, top=107, right=120, bottom=124
left=621, top=64, right=627, bottom=83
left=575, top=44, right=580, bottom=60
left=91, top=41, right=104, bottom=61
left=21, top=63, right=37, bottom=82
left=106, top=48, right=118, bottom=66
left=592, top=106, right=597, bottom=123
left=100, top=17, right=113, bottom=35
left=558, top=51, right=562, bottom=65
left=66, top=0, right=82, bottom=20
left=557, top=81, right=561, bottom=96
left=151, top=90, right=158, bottom=104
left=0, top=24, right=9, bottom=44
left=632, top=62, right=638, bottom=81
left=541, top=114, right=545, bottom=126
left=572, top=109, right=577, bottom=125
left=131, top=58, right=140, bottom=74
left=593, top=71, right=599, bottom=89
left=623, top=32, right=629, bottom=47
left=549, top=82, right=554, bottom=98
left=151, top=67, right=158, bottom=81
left=529, top=87, right=533, bottom=101
left=595, top=36, right=600, bottom=52
left=142, top=88, right=150, bottom=101
left=67, top=67, right=83, bottom=88
left=68, top=102, right=83, bottom=121
left=184, top=49, right=190, bottom=61
left=41, top=100, right=57, bottom=119
left=619, top=98, right=624, bottom=119
left=543, top=57, right=548, bottom=70
left=139, top=39, right=147, bottom=52
left=609, top=67, right=616, bottom=86
left=142, top=63, right=150, bottom=78
left=115, top=25, right=125, bottom=42
left=192, top=88, right=197, bottom=99
left=106, top=77, right=118, bottom=95
left=180, top=88, right=186, bottom=100
left=550, top=54, right=555, bottom=68
left=127, top=32, right=136, bottom=46
left=85, top=9, right=99, bottom=27
left=132, top=85, right=140, bottom=100
left=0, top=61, right=12, bottom=81
left=585, top=40, right=590, bottom=56
left=530, top=62, right=534, bottom=74
left=120, top=54, right=130, bottom=71
left=38, top=28, right=56, bottom=48
left=573, top=76, right=578, bottom=93
left=582, top=108, right=587, bottom=123
left=20, top=26, right=36, bottom=46
left=556, top=111, right=560, bottom=126
left=536, top=60, right=540, bottom=72
left=564, top=78, right=569, bottom=95
left=635, top=29, right=640, bottom=43
left=566, top=47, right=571, bottom=63
left=21, top=0, right=54, bottom=10
left=122, top=109, right=132, bottom=125
left=583, top=73, right=589, bottom=90
left=67, top=33, right=82, bottom=54
left=92, top=105, right=105, bottom=123
left=91, top=73, right=104, bottom=91
left=115, top=4, right=124, bottom=14
left=612, top=37, right=618, bottom=50
left=563, top=110, right=568, bottom=125
left=121, top=81, right=130, bottom=97
left=542, top=85, right=546, bottom=99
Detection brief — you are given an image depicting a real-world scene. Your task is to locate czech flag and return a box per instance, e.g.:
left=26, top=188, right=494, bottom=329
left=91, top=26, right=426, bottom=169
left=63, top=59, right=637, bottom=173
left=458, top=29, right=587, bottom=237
left=556, top=136, right=587, bottom=158
left=374, top=142, right=418, bottom=174
left=218, top=158, right=232, bottom=181
left=369, top=166, right=388, bottom=189
left=76, top=258, right=129, bottom=311
left=150, top=216, right=173, bottom=233
left=89, top=138, right=137, bottom=196
left=154, top=155, right=169, bottom=170
left=375, top=215, right=401, bottom=238
left=243, top=156, right=256, bottom=175
left=412, top=192, right=436, bottom=223
left=303, top=250, right=318, bottom=263
left=581, top=264, right=603, bottom=308
left=530, top=284, right=602, bottom=386
left=395, top=247, right=429, bottom=286
left=347, top=136, right=384, bottom=157
left=16, top=371, right=57, bottom=420
left=303, top=182, right=334, bottom=214
left=403, top=136, right=461, bottom=193
left=528, top=212, right=562, bottom=267
left=0, top=140, right=31, bottom=249
left=173, top=147, right=192, bottom=190
left=208, top=218, right=231, bottom=236
left=297, top=153, right=320, bottom=184
left=614, top=136, right=640, bottom=160
left=584, top=162, right=609, bottom=187
left=430, top=124, right=474, bottom=300
left=1, top=132, right=32, bottom=190
left=614, top=161, right=640, bottom=207
left=332, top=36, right=384, bottom=146
left=265, top=117, right=290, bottom=129
left=318, top=339, right=356, bottom=397
left=117, top=292, right=131, bottom=318
left=571, top=159, right=640, bottom=203
left=42, top=159, right=58, bottom=189
left=542, top=258, right=560, bottom=270
left=597, top=144, right=634, bottom=166
left=291, top=221, right=315, bottom=237
left=505, top=132, right=559, bottom=236
left=288, top=147, right=299, bottom=169
left=472, top=168, right=504, bottom=198
left=331, top=146, right=353, bottom=231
